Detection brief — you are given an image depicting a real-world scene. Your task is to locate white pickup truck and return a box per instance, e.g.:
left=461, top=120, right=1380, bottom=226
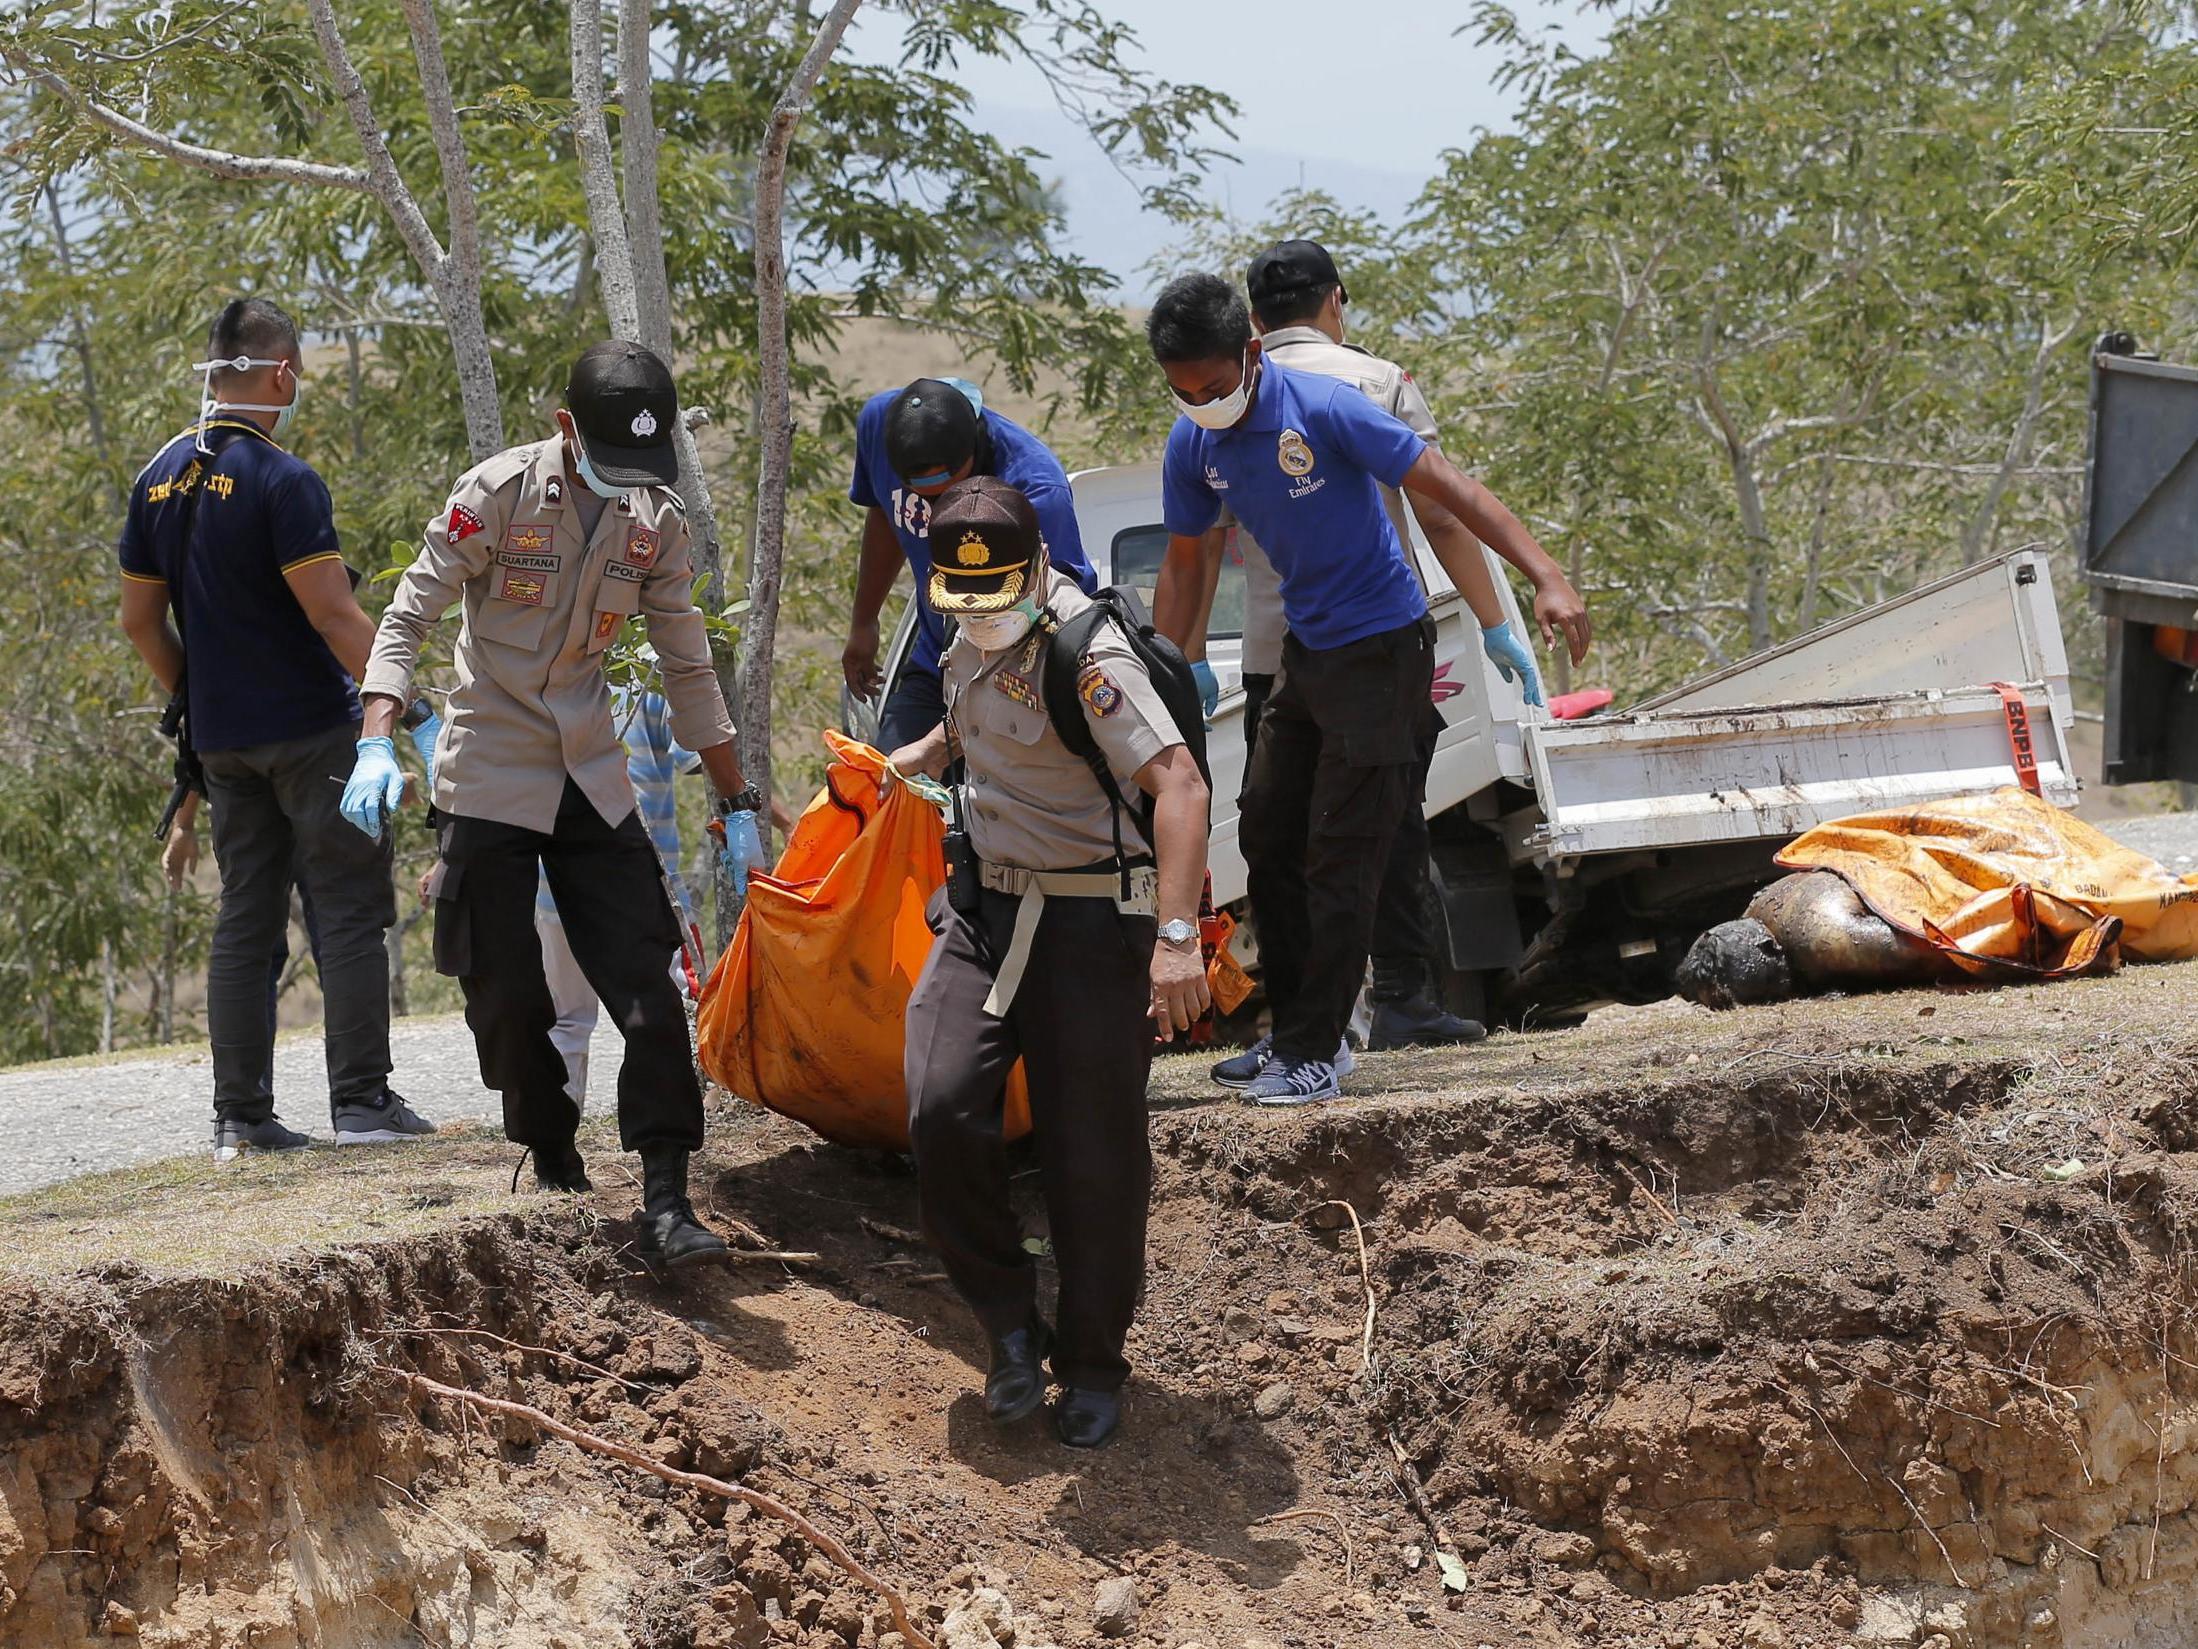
left=850, top=462, right=2078, bottom=1019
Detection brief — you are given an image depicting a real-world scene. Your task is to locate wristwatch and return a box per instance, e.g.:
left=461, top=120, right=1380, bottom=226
left=1157, top=918, right=1199, bottom=949
left=717, top=784, right=764, bottom=816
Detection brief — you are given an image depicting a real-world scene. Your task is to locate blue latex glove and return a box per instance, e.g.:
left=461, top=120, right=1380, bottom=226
left=1482, top=622, right=1546, bottom=708
left=1191, top=658, right=1220, bottom=720
left=340, top=736, right=406, bottom=840
left=718, top=809, right=766, bottom=897
left=407, top=709, right=444, bottom=786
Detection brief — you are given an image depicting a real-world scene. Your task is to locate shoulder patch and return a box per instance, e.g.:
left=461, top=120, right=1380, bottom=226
left=1077, top=663, right=1124, bottom=719
left=447, top=502, right=485, bottom=542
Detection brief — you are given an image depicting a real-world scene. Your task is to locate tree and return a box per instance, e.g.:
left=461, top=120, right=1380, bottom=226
left=0, top=0, right=1231, bottom=1059
left=743, top=0, right=865, bottom=824
left=1395, top=0, right=2174, bottom=691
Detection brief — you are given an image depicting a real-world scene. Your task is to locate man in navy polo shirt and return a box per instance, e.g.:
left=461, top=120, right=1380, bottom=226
left=1148, top=272, right=1589, bottom=1106
left=840, top=376, right=1099, bottom=751
left=119, top=297, right=434, bottom=1159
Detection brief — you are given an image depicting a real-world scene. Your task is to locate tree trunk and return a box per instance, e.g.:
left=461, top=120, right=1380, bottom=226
left=741, top=0, right=864, bottom=822
left=388, top=865, right=411, bottom=1018
left=43, top=185, right=119, bottom=505
left=618, top=0, right=675, bottom=361
left=158, top=896, right=177, bottom=1044
left=1963, top=316, right=2075, bottom=566
left=570, top=0, right=644, bottom=341
left=1693, top=346, right=1775, bottom=655
left=100, top=935, right=116, bottom=1055
left=398, top=0, right=502, bottom=460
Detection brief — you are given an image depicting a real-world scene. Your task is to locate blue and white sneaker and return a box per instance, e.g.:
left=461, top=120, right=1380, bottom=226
left=1243, top=1056, right=1343, bottom=1108
left=1215, top=1036, right=1354, bottom=1091
left=1211, top=1035, right=1275, bottom=1089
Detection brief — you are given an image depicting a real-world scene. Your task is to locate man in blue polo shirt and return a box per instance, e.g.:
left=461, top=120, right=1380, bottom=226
left=118, top=296, right=434, bottom=1160
left=840, top=377, right=1099, bottom=751
left=1149, top=272, right=1589, bottom=1105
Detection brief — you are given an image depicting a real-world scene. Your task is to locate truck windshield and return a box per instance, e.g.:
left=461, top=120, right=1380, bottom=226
left=1110, top=524, right=1245, bottom=641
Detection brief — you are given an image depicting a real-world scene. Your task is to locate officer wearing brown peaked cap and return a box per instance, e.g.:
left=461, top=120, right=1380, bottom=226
left=888, top=474, right=1211, bottom=1449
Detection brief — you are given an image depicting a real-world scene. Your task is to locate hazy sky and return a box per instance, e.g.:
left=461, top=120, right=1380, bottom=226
left=842, top=1, right=1615, bottom=279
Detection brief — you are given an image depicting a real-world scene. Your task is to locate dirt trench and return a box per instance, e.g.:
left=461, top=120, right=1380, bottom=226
left=10, top=981, right=2198, bottom=1647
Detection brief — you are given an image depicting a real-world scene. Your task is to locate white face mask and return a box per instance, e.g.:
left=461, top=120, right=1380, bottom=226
left=569, top=431, right=628, bottom=501
left=1172, top=353, right=1255, bottom=431
left=189, top=355, right=301, bottom=451
left=959, top=602, right=1039, bottom=653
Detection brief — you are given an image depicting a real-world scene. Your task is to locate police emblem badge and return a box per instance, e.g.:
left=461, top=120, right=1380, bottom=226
left=624, top=527, right=660, bottom=568
left=954, top=529, right=990, bottom=568
left=448, top=502, right=485, bottom=542
left=1077, top=664, right=1123, bottom=718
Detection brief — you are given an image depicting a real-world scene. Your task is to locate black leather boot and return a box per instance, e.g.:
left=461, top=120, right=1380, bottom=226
left=634, top=1148, right=729, bottom=1268
left=1367, top=958, right=1487, bottom=1051
left=983, top=1320, right=1053, bottom=1423
left=1054, top=1385, right=1122, bottom=1449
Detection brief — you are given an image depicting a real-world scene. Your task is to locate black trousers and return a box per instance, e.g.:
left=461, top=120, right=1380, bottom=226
left=1242, top=665, right=1442, bottom=978
left=433, top=780, right=702, bottom=1154
left=200, top=722, right=394, bottom=1123
left=877, top=668, right=947, bottom=754
left=1239, top=616, right=1436, bottom=1063
left=905, top=886, right=1156, bottom=1393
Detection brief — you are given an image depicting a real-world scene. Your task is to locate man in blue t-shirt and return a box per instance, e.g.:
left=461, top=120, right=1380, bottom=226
left=841, top=377, right=1099, bottom=751
left=1148, top=272, right=1589, bottom=1107
left=118, top=297, right=434, bottom=1160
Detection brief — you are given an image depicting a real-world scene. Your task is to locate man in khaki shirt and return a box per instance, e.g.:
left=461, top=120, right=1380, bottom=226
left=889, top=476, right=1210, bottom=1451
left=342, top=341, right=764, bottom=1268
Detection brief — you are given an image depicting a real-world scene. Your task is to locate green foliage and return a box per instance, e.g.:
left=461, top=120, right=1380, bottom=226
left=0, top=0, right=1230, bottom=1063
left=2008, top=10, right=2198, bottom=268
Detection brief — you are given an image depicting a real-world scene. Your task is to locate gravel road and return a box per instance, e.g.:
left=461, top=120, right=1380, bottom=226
left=0, top=1012, right=626, bottom=1198
left=12, top=810, right=2198, bottom=1199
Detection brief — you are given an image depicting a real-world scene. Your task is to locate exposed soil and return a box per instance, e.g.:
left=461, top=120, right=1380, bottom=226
left=11, top=968, right=2198, bottom=1648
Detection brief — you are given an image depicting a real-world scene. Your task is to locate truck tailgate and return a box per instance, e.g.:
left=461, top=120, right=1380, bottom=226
left=1520, top=683, right=2078, bottom=864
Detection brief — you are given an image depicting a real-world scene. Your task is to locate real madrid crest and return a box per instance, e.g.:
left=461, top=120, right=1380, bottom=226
left=954, top=529, right=990, bottom=568
left=1277, top=428, right=1315, bottom=478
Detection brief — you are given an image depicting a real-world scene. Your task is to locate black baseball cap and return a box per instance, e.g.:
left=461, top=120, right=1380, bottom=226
left=1246, top=240, right=1349, bottom=311
left=927, top=476, right=1041, bottom=616
left=566, top=340, right=680, bottom=488
left=885, top=377, right=985, bottom=489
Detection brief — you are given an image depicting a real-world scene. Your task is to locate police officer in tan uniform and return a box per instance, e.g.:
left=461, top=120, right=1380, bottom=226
left=343, top=342, right=766, bottom=1268
left=888, top=475, right=1210, bottom=1449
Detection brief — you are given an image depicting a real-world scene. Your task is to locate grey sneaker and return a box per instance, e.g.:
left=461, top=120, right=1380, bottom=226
left=1243, top=1056, right=1342, bottom=1108
left=1210, top=1035, right=1275, bottom=1089
left=213, top=1115, right=313, bottom=1163
left=332, top=1090, right=437, bottom=1145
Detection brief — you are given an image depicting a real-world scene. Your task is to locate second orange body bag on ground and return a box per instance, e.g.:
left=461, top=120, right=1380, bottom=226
left=695, top=733, right=1031, bottom=1150
left=1776, top=786, right=2198, bottom=980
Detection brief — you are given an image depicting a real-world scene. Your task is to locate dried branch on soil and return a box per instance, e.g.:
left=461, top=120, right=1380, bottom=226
left=1252, top=1505, right=1356, bottom=1584
left=1386, top=1428, right=1464, bottom=1576
left=389, top=1368, right=936, bottom=1649
left=1880, top=1469, right=1972, bottom=1589
left=860, top=1216, right=923, bottom=1246
left=1314, top=1199, right=1376, bottom=1374
left=373, top=1326, right=650, bottom=1395
left=1614, top=1160, right=1679, bottom=1228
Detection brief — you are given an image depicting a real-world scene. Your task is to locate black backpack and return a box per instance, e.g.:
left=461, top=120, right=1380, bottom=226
left=1038, top=587, right=1212, bottom=884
